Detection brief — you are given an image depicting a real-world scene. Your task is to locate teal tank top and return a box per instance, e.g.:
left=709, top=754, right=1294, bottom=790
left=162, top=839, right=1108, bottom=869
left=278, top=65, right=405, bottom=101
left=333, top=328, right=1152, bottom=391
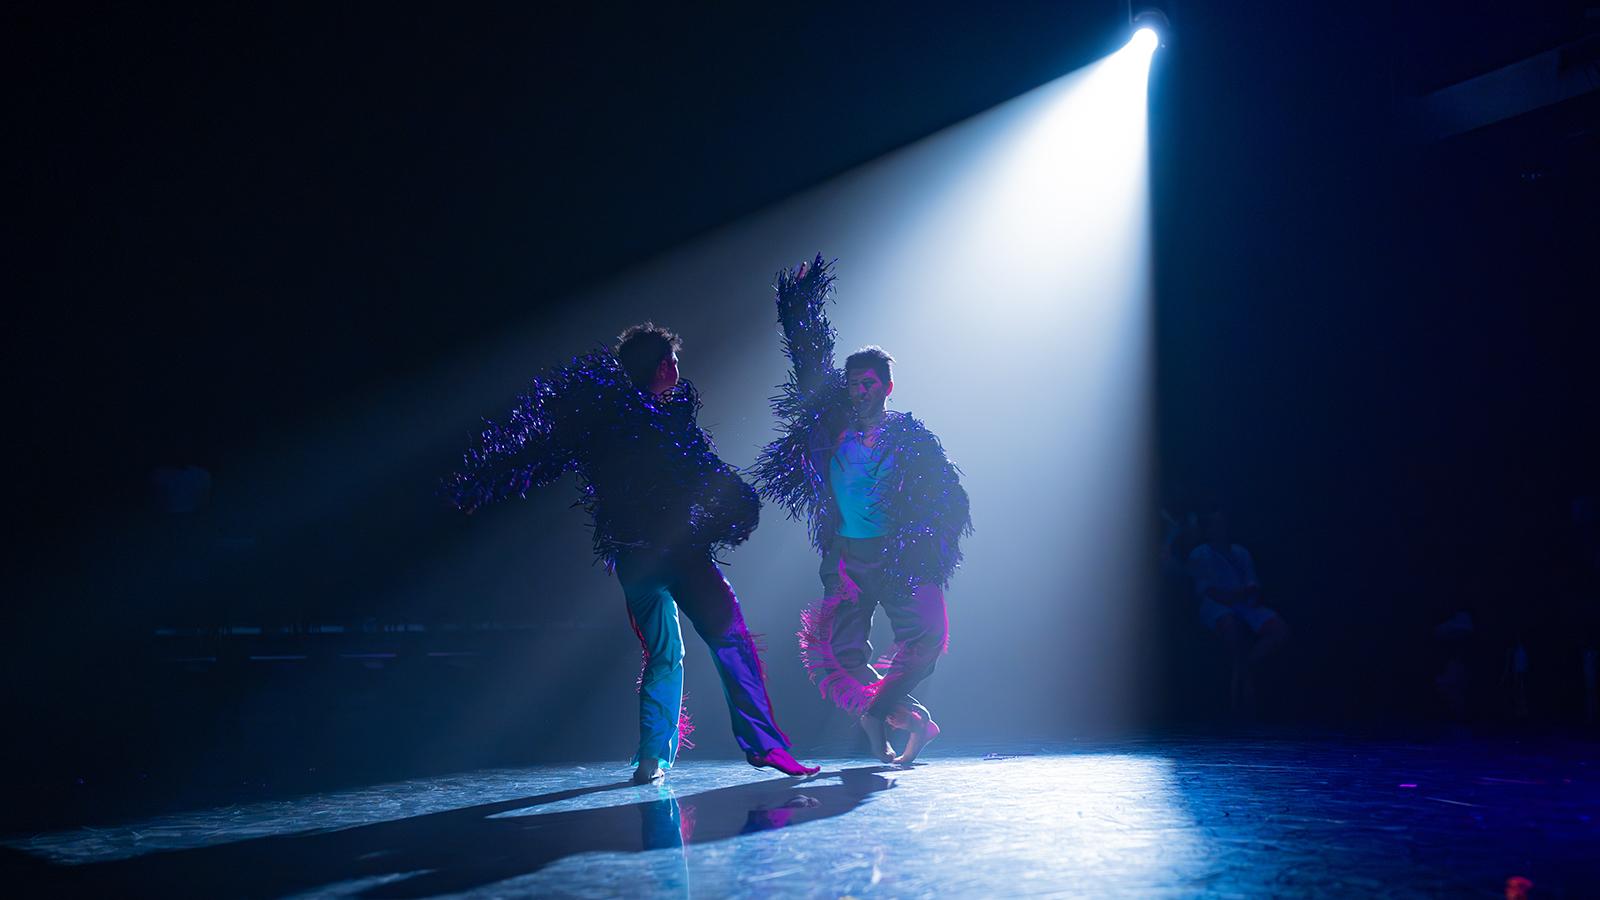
left=829, top=431, right=892, bottom=538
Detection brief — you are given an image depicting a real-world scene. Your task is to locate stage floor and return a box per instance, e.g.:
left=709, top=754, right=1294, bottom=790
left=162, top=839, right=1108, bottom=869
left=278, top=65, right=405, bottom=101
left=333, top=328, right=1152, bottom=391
left=4, top=735, right=1596, bottom=897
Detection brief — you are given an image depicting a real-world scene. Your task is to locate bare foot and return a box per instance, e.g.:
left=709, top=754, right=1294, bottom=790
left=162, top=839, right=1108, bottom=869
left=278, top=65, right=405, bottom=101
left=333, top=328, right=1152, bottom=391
left=632, top=758, right=665, bottom=785
left=893, top=716, right=940, bottom=765
left=747, top=747, right=821, bottom=777
left=860, top=714, right=896, bottom=762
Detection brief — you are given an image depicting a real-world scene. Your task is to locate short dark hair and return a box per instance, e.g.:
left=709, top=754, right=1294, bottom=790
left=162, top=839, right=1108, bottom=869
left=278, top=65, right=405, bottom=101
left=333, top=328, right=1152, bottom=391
left=615, top=322, right=682, bottom=388
left=844, top=346, right=894, bottom=383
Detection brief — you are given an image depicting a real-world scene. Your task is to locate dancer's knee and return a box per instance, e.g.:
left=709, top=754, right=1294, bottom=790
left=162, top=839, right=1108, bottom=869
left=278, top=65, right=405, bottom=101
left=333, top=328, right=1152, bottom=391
left=834, top=646, right=870, bottom=671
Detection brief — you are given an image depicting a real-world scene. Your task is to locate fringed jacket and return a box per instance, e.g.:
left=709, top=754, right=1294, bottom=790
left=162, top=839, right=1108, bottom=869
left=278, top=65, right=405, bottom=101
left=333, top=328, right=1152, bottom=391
left=445, top=350, right=761, bottom=566
left=752, top=255, right=973, bottom=590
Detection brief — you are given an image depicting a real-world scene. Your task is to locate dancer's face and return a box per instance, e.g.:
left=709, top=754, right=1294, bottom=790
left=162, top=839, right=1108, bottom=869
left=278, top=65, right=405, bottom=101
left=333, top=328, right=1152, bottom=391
left=653, top=351, right=680, bottom=394
left=846, top=367, right=891, bottom=419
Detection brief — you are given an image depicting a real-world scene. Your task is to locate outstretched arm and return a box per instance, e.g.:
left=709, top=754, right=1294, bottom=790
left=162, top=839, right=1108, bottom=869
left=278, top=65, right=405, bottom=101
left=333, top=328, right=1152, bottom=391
left=774, top=254, right=840, bottom=400
left=443, top=351, right=619, bottom=513
left=445, top=382, right=574, bottom=514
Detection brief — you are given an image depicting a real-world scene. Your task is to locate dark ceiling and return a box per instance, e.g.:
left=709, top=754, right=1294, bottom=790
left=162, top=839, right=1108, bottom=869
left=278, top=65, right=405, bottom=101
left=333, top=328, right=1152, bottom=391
left=6, top=0, right=1596, bottom=548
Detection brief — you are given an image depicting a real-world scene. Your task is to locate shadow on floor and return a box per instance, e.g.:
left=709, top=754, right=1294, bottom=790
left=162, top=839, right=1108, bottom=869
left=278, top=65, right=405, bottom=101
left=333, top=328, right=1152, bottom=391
left=3, top=767, right=896, bottom=898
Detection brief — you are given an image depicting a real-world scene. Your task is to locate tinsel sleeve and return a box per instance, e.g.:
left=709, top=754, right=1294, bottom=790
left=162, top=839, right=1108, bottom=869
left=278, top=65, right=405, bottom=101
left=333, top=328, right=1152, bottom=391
left=675, top=397, right=763, bottom=552
left=748, top=249, right=851, bottom=525
left=752, top=254, right=850, bottom=547
left=443, top=351, right=616, bottom=514
left=881, top=414, right=975, bottom=589
left=772, top=253, right=841, bottom=401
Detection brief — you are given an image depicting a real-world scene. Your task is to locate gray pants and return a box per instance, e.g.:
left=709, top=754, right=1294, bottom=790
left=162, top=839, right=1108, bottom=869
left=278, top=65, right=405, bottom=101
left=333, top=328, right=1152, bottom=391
left=820, top=535, right=948, bottom=721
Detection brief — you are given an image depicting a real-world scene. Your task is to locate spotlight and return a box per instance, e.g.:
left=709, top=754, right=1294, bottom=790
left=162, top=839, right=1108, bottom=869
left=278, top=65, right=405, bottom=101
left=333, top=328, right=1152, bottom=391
left=1128, top=3, right=1170, bottom=46
left=1130, top=27, right=1159, bottom=54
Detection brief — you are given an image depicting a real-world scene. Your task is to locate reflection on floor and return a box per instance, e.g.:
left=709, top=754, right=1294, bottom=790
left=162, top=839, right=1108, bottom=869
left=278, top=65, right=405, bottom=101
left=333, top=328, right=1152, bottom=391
left=4, top=736, right=1597, bottom=897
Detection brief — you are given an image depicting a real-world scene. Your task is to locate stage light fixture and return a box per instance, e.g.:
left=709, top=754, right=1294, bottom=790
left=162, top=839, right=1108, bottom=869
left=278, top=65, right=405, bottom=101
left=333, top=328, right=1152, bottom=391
left=1129, top=3, right=1170, bottom=47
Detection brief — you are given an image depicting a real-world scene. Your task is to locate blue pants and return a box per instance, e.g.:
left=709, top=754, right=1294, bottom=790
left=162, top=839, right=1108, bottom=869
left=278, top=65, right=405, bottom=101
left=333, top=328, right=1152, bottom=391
left=616, top=548, right=790, bottom=768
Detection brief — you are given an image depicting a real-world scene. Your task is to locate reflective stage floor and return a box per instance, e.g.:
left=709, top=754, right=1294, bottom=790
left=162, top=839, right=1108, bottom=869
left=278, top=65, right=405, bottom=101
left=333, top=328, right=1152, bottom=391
left=4, top=735, right=1596, bottom=897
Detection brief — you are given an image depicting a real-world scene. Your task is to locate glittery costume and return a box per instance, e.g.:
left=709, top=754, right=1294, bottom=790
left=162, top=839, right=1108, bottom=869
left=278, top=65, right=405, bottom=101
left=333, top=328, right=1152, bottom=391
left=753, top=256, right=973, bottom=720
left=446, top=350, right=759, bottom=566
left=447, top=349, right=791, bottom=768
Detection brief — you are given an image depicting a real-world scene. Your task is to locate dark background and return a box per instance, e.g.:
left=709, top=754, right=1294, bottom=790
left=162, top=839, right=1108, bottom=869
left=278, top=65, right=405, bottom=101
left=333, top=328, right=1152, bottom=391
left=5, top=1, right=1597, bottom=823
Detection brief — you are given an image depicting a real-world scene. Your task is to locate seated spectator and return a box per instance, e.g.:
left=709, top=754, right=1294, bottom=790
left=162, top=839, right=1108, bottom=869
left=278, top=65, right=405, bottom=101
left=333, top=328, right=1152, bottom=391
left=1432, top=608, right=1474, bottom=720
left=1187, top=509, right=1290, bottom=714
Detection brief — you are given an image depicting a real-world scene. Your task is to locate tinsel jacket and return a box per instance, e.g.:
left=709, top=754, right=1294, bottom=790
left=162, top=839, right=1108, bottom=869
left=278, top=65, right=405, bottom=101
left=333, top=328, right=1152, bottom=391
left=751, top=255, right=973, bottom=589
left=445, top=350, right=761, bottom=566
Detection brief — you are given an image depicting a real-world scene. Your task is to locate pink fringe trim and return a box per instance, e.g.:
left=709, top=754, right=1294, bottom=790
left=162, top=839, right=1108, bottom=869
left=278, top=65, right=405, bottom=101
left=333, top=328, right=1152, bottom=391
left=676, top=700, right=696, bottom=751
left=796, top=593, right=883, bottom=716
left=678, top=802, right=698, bottom=844
left=798, top=588, right=950, bottom=718
left=635, top=646, right=695, bottom=751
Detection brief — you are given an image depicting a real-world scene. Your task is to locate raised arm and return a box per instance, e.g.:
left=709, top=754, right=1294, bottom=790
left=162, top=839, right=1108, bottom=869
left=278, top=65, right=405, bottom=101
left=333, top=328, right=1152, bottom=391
left=774, top=254, right=841, bottom=401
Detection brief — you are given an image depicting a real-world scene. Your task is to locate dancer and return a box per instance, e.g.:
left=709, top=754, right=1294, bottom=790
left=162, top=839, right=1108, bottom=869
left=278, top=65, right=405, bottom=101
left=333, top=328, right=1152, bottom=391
left=753, top=256, right=972, bottom=764
left=447, top=323, right=818, bottom=784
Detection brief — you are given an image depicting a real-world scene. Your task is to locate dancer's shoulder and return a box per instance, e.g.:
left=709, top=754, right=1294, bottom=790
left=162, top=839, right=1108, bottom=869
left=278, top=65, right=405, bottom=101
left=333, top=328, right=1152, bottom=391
left=883, top=410, right=942, bottom=443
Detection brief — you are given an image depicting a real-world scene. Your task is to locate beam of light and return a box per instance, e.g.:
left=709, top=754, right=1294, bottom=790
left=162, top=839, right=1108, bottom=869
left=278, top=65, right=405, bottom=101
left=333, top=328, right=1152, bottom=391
left=173, top=34, right=1160, bottom=758
left=432, top=35, right=1160, bottom=745
left=799, top=33, right=1158, bottom=734
left=571, top=36, right=1153, bottom=740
